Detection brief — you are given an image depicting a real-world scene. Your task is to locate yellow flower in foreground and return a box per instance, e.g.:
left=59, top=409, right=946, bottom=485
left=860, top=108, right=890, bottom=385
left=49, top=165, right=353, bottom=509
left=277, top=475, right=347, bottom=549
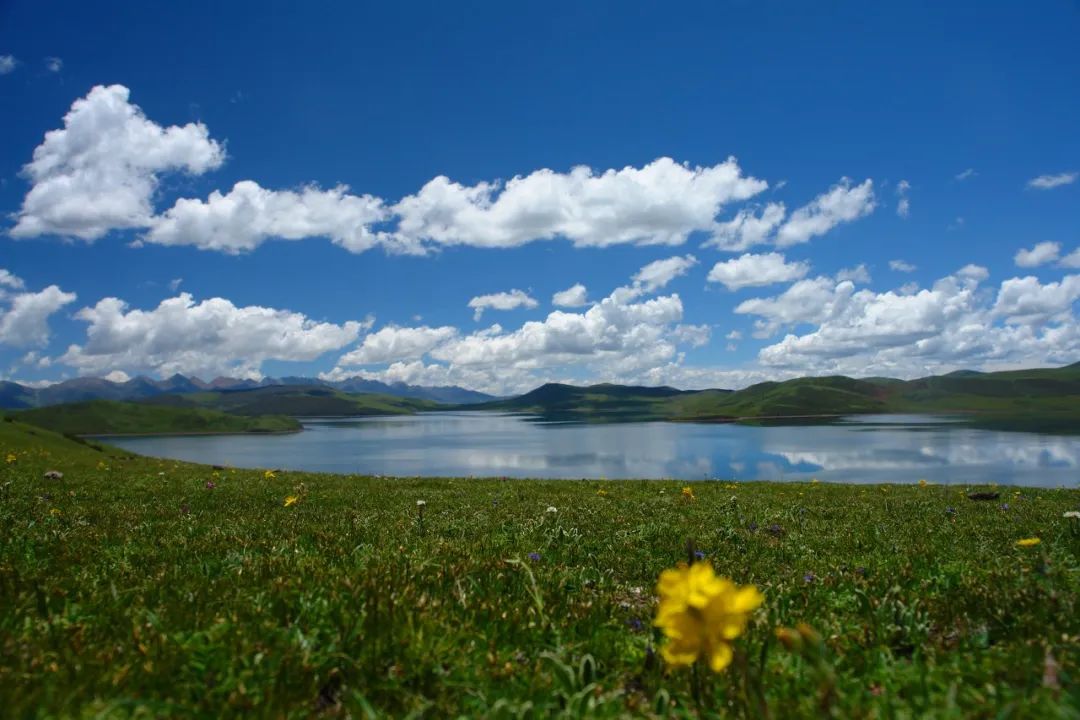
left=918, top=478, right=929, bottom=487
left=283, top=495, right=299, bottom=507
left=1015, top=537, right=1041, bottom=547
left=681, top=486, right=695, bottom=500
left=654, top=562, right=763, bottom=672
left=5, top=453, right=16, bottom=464
left=596, top=489, right=608, bottom=497
left=264, top=470, right=276, bottom=479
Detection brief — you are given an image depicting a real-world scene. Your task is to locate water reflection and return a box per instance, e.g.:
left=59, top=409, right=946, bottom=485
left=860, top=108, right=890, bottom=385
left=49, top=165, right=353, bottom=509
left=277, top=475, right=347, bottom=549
left=106, top=412, right=1080, bottom=488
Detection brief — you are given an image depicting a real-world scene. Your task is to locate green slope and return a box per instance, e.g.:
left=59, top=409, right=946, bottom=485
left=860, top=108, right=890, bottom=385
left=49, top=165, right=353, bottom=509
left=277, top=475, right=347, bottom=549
left=142, top=384, right=440, bottom=417
left=470, top=382, right=693, bottom=422
left=14, top=400, right=301, bottom=436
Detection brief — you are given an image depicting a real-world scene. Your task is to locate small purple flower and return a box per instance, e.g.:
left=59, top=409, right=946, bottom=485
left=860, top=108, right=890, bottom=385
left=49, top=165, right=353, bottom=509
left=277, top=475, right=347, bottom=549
left=205, top=480, right=216, bottom=490
left=855, top=566, right=868, bottom=577
left=1001, top=503, right=1010, bottom=511
left=527, top=552, right=541, bottom=562
left=767, top=523, right=785, bottom=538
left=945, top=506, right=956, bottom=515
left=747, top=521, right=759, bottom=532
left=626, top=617, right=644, bottom=631
left=694, top=550, right=706, bottom=561
left=804, top=572, right=816, bottom=584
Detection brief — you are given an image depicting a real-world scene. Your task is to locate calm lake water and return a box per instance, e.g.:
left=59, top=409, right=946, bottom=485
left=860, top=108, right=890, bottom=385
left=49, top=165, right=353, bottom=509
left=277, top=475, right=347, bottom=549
left=103, top=412, right=1080, bottom=487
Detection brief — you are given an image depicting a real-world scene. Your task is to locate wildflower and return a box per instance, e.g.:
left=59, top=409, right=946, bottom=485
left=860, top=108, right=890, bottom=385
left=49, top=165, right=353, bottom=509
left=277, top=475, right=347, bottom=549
left=546, top=506, right=557, bottom=514
left=1063, top=511, right=1080, bottom=519
left=811, top=478, right=820, bottom=485
left=803, top=572, right=816, bottom=584
left=654, top=562, right=763, bottom=672
left=681, top=486, right=695, bottom=501
left=416, top=499, right=427, bottom=508
left=1001, top=503, right=1010, bottom=511
left=627, top=617, right=645, bottom=632
left=49, top=508, right=61, bottom=517
left=1015, top=537, right=1041, bottom=548
left=918, top=478, right=929, bottom=487
left=4, top=453, right=15, bottom=464
left=527, top=552, right=541, bottom=562
left=205, top=480, right=216, bottom=490
left=747, top=521, right=759, bottom=532
left=694, top=550, right=706, bottom=561
left=766, top=523, right=785, bottom=538
left=264, top=470, right=276, bottom=479
left=596, top=489, right=609, bottom=497
left=945, top=506, right=956, bottom=515
left=284, top=495, right=299, bottom=507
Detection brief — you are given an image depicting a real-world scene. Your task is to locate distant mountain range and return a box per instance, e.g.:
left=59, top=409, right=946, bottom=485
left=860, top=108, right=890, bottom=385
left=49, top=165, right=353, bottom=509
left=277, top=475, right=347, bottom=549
left=0, top=373, right=495, bottom=410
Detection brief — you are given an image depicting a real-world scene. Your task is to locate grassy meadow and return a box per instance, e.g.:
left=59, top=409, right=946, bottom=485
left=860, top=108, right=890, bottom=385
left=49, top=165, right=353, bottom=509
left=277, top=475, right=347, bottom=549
left=2, top=416, right=1079, bottom=718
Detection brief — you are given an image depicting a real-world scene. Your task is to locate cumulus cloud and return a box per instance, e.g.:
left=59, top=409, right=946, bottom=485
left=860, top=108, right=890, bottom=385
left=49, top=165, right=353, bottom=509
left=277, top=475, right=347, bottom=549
left=1060, top=248, right=1080, bottom=269
left=0, top=55, right=16, bottom=74
left=896, top=180, right=910, bottom=218
left=1014, top=241, right=1060, bottom=268
left=889, top=259, right=917, bottom=273
left=552, top=283, right=588, bottom=308
left=391, top=157, right=767, bottom=250
left=0, top=284, right=77, bottom=348
left=336, top=325, right=458, bottom=365
left=1027, top=172, right=1078, bottom=190
left=735, top=267, right=1080, bottom=378
left=11, top=85, right=225, bottom=240
left=468, top=289, right=538, bottom=320
left=0, top=269, right=26, bottom=293
left=835, top=264, right=871, bottom=284
left=775, top=178, right=876, bottom=246
left=58, top=293, right=368, bottom=379
left=704, top=203, right=785, bottom=251
left=707, top=252, right=809, bottom=291
left=631, top=255, right=698, bottom=293
left=144, top=180, right=392, bottom=254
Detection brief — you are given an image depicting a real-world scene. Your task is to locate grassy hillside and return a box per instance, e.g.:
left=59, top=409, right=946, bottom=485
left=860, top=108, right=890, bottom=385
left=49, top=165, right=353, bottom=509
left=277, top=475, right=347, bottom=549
left=15, top=400, right=301, bottom=436
left=483, top=364, right=1080, bottom=431
left=144, top=384, right=439, bottom=417
left=1, top=416, right=1077, bottom=717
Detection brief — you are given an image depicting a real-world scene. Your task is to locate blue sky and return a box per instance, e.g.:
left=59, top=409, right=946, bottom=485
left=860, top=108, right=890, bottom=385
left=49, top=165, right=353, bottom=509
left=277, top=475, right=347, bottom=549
left=1, top=1, right=1078, bottom=393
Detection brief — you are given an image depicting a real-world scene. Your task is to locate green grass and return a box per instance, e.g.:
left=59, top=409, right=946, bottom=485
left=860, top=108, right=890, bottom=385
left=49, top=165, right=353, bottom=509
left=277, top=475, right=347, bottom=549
left=14, top=400, right=301, bottom=436
left=1, top=418, right=1079, bottom=718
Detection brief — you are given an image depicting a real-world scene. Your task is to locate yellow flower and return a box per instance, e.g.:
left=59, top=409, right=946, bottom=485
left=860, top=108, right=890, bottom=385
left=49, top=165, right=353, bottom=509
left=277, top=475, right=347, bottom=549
left=918, top=478, right=929, bottom=487
left=49, top=508, right=61, bottom=517
left=681, top=486, right=696, bottom=500
left=265, top=470, right=276, bottom=479
left=653, top=562, right=763, bottom=672
left=1015, top=537, right=1041, bottom=547
left=810, top=478, right=820, bottom=485
left=4, top=453, right=15, bottom=464
left=283, top=495, right=299, bottom=507
left=596, top=488, right=608, bottom=497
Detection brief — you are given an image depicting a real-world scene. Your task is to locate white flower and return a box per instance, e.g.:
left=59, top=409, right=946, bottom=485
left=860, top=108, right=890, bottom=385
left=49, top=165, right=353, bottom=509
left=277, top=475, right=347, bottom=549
left=1064, top=511, right=1080, bottom=519
left=416, top=500, right=427, bottom=508
left=546, top=506, right=557, bottom=514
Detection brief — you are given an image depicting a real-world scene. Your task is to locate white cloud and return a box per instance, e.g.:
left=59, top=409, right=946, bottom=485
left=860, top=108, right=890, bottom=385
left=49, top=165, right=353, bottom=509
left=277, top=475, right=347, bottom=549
left=896, top=179, right=910, bottom=218
left=103, top=369, right=130, bottom=383
left=1014, top=241, right=1060, bottom=268
left=552, top=283, right=588, bottom=308
left=1060, top=248, right=1080, bottom=269
left=955, top=168, right=977, bottom=182
left=144, top=180, right=392, bottom=254
left=889, top=259, right=917, bottom=273
left=704, top=203, right=785, bottom=251
left=0, top=285, right=77, bottom=348
left=45, top=57, right=62, bottom=73
left=631, top=255, right=698, bottom=293
left=725, top=330, right=742, bottom=341
left=11, top=85, right=225, bottom=240
left=707, top=252, right=809, bottom=291
left=336, top=325, right=458, bottom=365
left=993, top=275, right=1080, bottom=324
left=1027, top=172, right=1078, bottom=190
left=835, top=264, right=871, bottom=284
left=775, top=178, right=876, bottom=246
left=0, top=55, right=15, bottom=74
left=0, top=269, right=26, bottom=293
left=168, top=277, right=183, bottom=292
left=672, top=324, right=711, bottom=348
left=737, top=268, right=1080, bottom=379
left=391, top=157, right=767, bottom=250
left=58, top=293, right=368, bottom=379
left=468, top=289, right=538, bottom=320
left=956, top=264, right=989, bottom=282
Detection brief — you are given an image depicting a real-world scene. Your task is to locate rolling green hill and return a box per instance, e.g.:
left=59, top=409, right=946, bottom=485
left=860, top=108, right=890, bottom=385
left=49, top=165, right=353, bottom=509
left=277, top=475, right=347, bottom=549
left=141, top=384, right=440, bottom=417
left=14, top=400, right=301, bottom=436
left=478, top=363, right=1080, bottom=431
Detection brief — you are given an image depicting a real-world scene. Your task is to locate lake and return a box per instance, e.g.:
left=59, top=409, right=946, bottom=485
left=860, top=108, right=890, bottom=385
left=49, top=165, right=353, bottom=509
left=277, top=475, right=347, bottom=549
left=103, top=412, right=1080, bottom=487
